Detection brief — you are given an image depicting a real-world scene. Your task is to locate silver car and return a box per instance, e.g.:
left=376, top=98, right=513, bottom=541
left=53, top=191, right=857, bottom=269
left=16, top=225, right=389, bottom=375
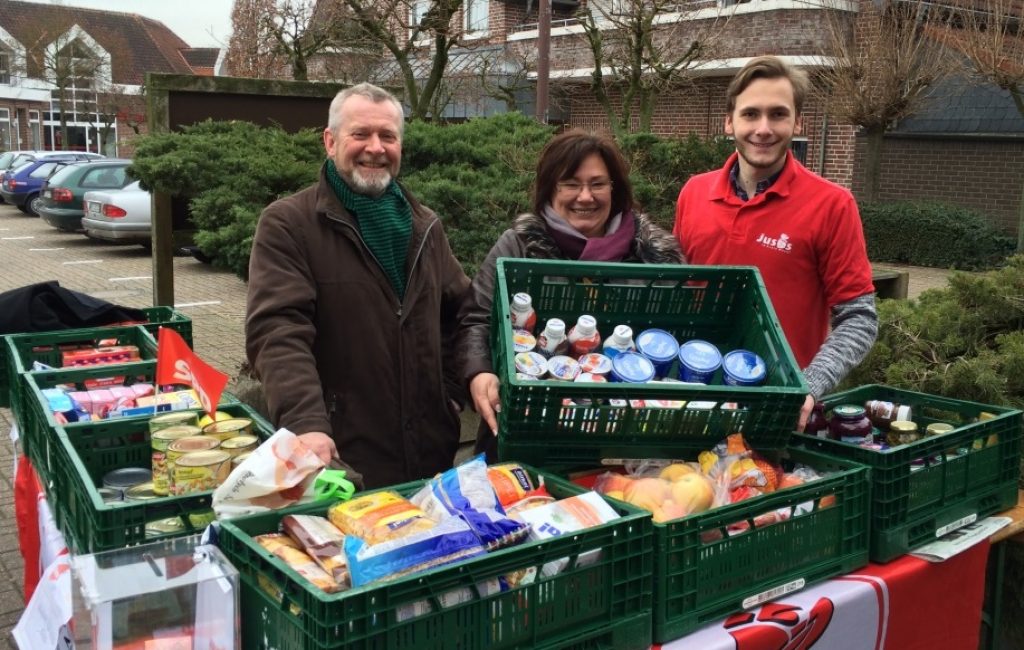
left=82, top=180, right=151, bottom=246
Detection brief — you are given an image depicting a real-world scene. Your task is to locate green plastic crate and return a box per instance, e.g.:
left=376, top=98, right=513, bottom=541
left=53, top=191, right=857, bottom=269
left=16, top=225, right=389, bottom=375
left=0, top=306, right=190, bottom=410
left=218, top=466, right=654, bottom=650
left=649, top=447, right=869, bottom=642
left=793, top=384, right=1022, bottom=562
left=492, top=260, right=808, bottom=468
left=47, top=402, right=273, bottom=553
left=4, top=325, right=157, bottom=435
left=20, top=359, right=240, bottom=485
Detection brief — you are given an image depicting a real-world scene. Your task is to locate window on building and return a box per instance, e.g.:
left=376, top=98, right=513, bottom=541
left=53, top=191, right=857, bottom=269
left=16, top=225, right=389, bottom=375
left=464, top=0, right=490, bottom=34
left=0, top=109, right=11, bottom=151
left=0, top=51, right=10, bottom=85
left=29, top=111, right=41, bottom=150
left=410, top=0, right=430, bottom=36
left=790, top=138, right=809, bottom=165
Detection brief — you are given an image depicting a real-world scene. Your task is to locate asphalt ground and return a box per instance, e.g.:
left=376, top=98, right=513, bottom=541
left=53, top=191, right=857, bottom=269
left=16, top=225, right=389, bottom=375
left=0, top=199, right=956, bottom=647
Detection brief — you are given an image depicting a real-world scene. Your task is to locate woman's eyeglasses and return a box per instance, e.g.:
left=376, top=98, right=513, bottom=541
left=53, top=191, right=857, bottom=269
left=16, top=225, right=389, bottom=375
left=556, top=180, right=613, bottom=196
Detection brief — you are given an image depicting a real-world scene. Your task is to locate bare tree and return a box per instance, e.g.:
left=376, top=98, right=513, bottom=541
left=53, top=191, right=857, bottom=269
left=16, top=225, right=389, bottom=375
left=261, top=0, right=350, bottom=81
left=226, top=0, right=285, bottom=78
left=818, top=0, right=957, bottom=202
left=941, top=0, right=1024, bottom=249
left=477, top=48, right=534, bottom=112
left=575, top=0, right=730, bottom=136
left=340, top=0, right=467, bottom=120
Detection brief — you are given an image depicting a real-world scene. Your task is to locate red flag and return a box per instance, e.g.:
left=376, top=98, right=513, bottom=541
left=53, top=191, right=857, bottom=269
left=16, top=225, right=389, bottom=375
left=155, top=326, right=229, bottom=416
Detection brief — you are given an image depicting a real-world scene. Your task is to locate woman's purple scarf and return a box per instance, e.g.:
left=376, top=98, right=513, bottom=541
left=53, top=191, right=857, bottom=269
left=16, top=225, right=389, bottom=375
left=541, top=205, right=636, bottom=261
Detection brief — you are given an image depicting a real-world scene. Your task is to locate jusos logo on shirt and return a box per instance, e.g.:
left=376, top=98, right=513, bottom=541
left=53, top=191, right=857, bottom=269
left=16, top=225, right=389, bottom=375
left=755, top=232, right=793, bottom=253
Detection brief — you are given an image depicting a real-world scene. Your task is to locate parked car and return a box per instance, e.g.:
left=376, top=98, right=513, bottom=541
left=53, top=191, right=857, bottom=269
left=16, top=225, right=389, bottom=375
left=82, top=181, right=152, bottom=246
left=37, top=159, right=133, bottom=232
left=0, top=158, right=82, bottom=215
left=0, top=151, right=104, bottom=194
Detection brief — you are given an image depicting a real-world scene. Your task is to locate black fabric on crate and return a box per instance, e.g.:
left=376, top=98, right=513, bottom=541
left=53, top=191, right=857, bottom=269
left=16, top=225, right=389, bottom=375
left=0, top=281, right=147, bottom=334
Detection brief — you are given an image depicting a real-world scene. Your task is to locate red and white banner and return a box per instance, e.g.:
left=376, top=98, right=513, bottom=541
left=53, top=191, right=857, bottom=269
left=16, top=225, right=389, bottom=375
left=657, top=540, right=989, bottom=650
left=155, top=326, right=228, bottom=416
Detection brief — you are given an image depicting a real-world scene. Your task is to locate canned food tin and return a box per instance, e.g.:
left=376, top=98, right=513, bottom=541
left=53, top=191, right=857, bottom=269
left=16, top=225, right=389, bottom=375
left=102, top=467, right=152, bottom=498
left=125, top=482, right=160, bottom=501
left=232, top=451, right=253, bottom=468
left=148, top=410, right=199, bottom=435
left=188, top=509, right=217, bottom=529
left=202, top=418, right=253, bottom=443
left=97, top=487, right=122, bottom=503
left=220, top=434, right=258, bottom=457
left=171, top=450, right=232, bottom=495
left=145, top=516, right=186, bottom=538
left=151, top=425, right=204, bottom=496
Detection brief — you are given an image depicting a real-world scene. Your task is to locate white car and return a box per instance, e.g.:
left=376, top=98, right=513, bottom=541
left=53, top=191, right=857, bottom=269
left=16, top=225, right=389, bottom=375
left=82, top=180, right=151, bottom=246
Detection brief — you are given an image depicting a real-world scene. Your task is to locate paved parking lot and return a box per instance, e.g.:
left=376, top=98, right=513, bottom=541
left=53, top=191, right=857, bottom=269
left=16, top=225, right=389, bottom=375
left=0, top=201, right=250, bottom=647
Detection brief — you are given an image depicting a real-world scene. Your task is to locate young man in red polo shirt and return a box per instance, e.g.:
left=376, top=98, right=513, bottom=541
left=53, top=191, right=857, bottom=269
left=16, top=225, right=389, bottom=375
left=673, top=56, right=877, bottom=429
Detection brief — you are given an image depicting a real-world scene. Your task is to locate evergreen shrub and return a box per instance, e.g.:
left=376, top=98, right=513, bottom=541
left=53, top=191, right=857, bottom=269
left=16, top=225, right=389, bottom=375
left=859, top=201, right=1013, bottom=270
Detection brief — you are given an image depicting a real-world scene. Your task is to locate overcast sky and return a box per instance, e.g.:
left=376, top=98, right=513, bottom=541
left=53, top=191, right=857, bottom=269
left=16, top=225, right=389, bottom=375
left=26, top=0, right=235, bottom=48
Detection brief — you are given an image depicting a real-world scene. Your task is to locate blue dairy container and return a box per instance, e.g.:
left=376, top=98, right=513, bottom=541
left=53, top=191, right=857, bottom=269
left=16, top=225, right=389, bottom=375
left=677, top=339, right=722, bottom=383
left=722, top=349, right=767, bottom=386
left=635, top=329, right=679, bottom=379
left=610, top=352, right=656, bottom=383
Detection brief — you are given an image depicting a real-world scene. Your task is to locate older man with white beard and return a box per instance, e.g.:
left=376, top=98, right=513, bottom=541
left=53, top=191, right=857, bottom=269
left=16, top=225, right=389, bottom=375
left=245, top=83, right=471, bottom=489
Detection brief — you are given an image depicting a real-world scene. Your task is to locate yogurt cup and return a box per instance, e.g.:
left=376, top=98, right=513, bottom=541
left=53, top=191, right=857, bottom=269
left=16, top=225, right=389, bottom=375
left=677, top=339, right=722, bottom=383
left=635, top=329, right=679, bottom=378
left=547, top=355, right=581, bottom=381
left=577, top=353, right=612, bottom=376
left=721, top=350, right=767, bottom=386
left=514, top=351, right=548, bottom=378
left=610, top=351, right=656, bottom=383
left=512, top=329, right=537, bottom=353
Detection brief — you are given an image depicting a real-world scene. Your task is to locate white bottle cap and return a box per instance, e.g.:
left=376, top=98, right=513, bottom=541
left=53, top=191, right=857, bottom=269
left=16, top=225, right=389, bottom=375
left=545, top=318, right=566, bottom=337
left=611, top=324, right=633, bottom=344
left=575, top=315, right=597, bottom=336
left=512, top=292, right=532, bottom=311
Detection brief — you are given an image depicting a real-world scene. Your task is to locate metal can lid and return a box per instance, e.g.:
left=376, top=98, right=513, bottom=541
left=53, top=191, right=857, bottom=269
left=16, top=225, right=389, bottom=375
left=833, top=404, right=867, bottom=419
left=149, top=410, right=200, bottom=426
left=722, top=349, right=766, bottom=382
left=926, top=422, right=955, bottom=436
left=167, top=436, right=220, bottom=453
left=152, top=425, right=203, bottom=441
left=102, top=467, right=152, bottom=489
left=125, top=482, right=160, bottom=501
left=220, top=434, right=259, bottom=450
left=146, top=517, right=186, bottom=536
left=97, top=487, right=122, bottom=503
left=175, top=450, right=231, bottom=467
left=611, top=352, right=656, bottom=383
left=202, top=418, right=252, bottom=435
left=514, top=351, right=548, bottom=377
left=636, top=329, right=679, bottom=363
left=677, top=339, right=723, bottom=372
left=232, top=451, right=253, bottom=465
left=890, top=420, right=919, bottom=433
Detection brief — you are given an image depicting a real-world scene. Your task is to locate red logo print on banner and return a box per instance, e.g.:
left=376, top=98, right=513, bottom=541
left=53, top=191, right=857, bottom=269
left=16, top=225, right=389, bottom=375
left=723, top=598, right=836, bottom=650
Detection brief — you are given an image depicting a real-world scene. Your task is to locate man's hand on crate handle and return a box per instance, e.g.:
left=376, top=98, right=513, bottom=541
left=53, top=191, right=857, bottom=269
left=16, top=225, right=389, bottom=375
left=797, top=395, right=814, bottom=433
left=470, top=372, right=501, bottom=435
left=298, top=431, right=339, bottom=464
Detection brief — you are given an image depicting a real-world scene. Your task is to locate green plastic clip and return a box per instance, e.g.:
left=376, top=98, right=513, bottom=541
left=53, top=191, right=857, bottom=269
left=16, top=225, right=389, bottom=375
left=313, top=469, right=356, bottom=502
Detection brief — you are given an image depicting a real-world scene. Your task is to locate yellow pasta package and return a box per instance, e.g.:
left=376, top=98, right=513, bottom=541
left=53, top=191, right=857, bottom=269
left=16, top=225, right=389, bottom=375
left=328, top=490, right=435, bottom=545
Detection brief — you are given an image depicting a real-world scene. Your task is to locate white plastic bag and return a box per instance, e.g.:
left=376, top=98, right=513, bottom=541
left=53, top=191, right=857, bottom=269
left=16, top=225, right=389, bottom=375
left=213, top=427, right=325, bottom=519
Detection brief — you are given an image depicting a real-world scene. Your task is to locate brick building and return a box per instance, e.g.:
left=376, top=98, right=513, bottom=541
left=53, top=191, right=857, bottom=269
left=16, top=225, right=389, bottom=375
left=0, top=0, right=222, bottom=157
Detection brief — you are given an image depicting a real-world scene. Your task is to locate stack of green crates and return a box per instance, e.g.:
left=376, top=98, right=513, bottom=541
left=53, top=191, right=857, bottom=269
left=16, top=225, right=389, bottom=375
left=0, top=305, right=191, bottom=410
left=491, top=259, right=871, bottom=643
left=21, top=360, right=240, bottom=487
left=4, top=325, right=158, bottom=455
left=794, top=384, right=1022, bottom=562
left=218, top=466, right=654, bottom=650
left=49, top=401, right=273, bottom=553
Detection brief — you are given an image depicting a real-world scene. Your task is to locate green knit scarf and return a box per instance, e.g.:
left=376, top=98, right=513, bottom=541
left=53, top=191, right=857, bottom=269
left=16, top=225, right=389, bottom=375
left=325, top=159, right=412, bottom=299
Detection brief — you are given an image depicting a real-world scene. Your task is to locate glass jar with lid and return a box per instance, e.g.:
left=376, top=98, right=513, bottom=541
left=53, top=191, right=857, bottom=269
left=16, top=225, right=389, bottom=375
left=829, top=404, right=872, bottom=445
left=887, top=420, right=921, bottom=446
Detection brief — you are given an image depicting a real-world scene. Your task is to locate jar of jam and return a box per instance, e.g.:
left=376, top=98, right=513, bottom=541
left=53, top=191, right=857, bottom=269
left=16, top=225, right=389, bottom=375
left=804, top=401, right=828, bottom=437
left=865, top=400, right=912, bottom=430
left=829, top=404, right=872, bottom=445
left=926, top=422, right=955, bottom=437
left=887, top=420, right=921, bottom=446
